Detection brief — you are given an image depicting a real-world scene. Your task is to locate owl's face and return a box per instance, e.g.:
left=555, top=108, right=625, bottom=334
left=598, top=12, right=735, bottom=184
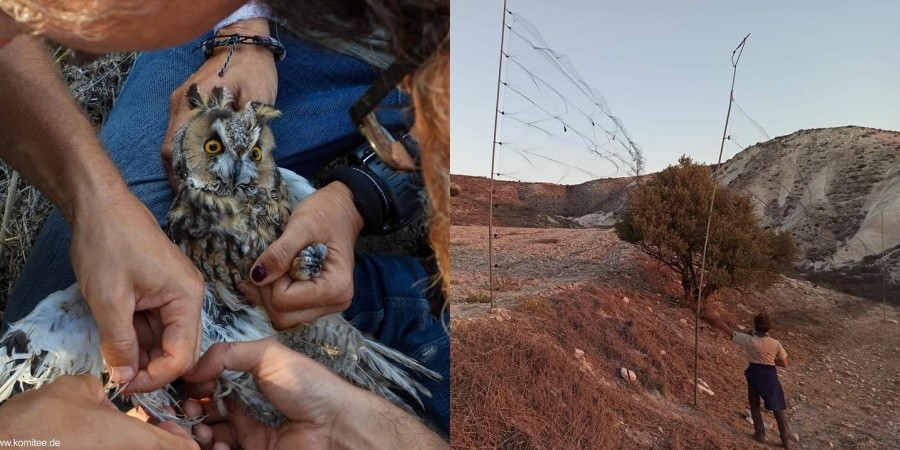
left=172, top=85, right=282, bottom=196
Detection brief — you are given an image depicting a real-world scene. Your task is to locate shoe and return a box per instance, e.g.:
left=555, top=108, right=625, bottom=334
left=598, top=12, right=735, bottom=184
left=780, top=436, right=791, bottom=449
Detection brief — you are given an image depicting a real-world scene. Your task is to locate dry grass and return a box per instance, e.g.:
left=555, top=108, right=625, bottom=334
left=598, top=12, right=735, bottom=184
left=451, top=285, right=751, bottom=449
left=0, top=47, right=134, bottom=310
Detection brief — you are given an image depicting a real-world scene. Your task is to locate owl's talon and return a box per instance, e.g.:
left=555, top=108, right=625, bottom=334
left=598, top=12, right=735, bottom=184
left=290, top=243, right=327, bottom=281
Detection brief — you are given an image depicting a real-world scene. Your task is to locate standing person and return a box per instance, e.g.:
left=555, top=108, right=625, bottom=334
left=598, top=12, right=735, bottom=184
left=707, top=310, right=793, bottom=449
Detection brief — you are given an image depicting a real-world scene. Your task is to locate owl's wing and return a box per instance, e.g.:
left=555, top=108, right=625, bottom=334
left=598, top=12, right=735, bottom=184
left=278, top=167, right=317, bottom=209
left=0, top=284, right=105, bottom=401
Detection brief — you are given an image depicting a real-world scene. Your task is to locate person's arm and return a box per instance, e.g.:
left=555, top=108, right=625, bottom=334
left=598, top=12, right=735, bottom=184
left=703, top=309, right=735, bottom=338
left=0, top=36, right=204, bottom=391
left=1, top=0, right=246, bottom=54
left=774, top=342, right=788, bottom=368
left=0, top=35, right=122, bottom=218
left=182, top=339, right=448, bottom=449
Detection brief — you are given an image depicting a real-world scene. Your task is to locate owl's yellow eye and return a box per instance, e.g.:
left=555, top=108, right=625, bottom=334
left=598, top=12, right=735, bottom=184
left=250, top=146, right=263, bottom=161
left=204, top=139, right=223, bottom=155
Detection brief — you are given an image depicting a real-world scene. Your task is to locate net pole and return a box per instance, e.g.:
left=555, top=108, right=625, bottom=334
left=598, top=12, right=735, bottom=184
left=694, top=33, right=750, bottom=409
left=488, top=0, right=510, bottom=310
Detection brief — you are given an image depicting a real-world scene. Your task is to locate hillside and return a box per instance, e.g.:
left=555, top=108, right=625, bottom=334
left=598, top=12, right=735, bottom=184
left=451, top=126, right=900, bottom=302
left=717, top=126, right=900, bottom=299
left=450, top=225, right=900, bottom=449
left=450, top=174, right=638, bottom=228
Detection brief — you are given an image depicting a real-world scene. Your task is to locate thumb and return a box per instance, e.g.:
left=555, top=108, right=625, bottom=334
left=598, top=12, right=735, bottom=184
left=183, top=339, right=278, bottom=383
left=250, top=234, right=309, bottom=285
left=93, top=308, right=140, bottom=384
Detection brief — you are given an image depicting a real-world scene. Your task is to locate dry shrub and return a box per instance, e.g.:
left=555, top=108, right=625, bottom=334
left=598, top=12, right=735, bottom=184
left=464, top=293, right=491, bottom=304
left=514, top=296, right=547, bottom=313
left=451, top=317, right=620, bottom=449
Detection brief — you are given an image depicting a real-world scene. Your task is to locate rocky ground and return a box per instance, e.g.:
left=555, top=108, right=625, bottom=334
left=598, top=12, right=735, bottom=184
left=451, top=224, right=899, bottom=449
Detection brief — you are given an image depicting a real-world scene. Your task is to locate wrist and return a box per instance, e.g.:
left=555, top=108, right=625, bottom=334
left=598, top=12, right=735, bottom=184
left=321, top=181, right=365, bottom=236
left=68, top=171, right=146, bottom=231
left=54, top=143, right=132, bottom=224
left=216, top=17, right=270, bottom=38
left=210, top=19, right=272, bottom=60
left=332, top=388, right=446, bottom=449
left=214, top=2, right=274, bottom=34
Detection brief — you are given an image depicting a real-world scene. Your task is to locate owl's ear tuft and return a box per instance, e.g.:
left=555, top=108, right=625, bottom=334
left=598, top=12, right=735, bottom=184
left=210, top=86, right=234, bottom=109
left=249, top=102, right=282, bottom=123
left=187, top=84, right=205, bottom=111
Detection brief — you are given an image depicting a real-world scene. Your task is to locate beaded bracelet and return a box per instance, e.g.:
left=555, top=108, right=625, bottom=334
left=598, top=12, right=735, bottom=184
left=199, top=34, right=286, bottom=76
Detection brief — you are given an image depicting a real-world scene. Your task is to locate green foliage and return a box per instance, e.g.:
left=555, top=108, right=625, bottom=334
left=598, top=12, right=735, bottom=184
left=615, top=157, right=797, bottom=303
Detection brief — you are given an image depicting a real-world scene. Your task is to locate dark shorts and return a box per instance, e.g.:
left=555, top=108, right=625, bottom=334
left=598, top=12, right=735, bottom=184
left=745, top=363, right=786, bottom=411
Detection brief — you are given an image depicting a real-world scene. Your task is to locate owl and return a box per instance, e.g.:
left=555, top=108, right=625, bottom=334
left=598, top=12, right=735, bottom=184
left=0, top=85, right=440, bottom=428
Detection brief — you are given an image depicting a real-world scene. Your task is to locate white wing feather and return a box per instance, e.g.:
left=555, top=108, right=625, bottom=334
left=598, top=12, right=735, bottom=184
left=278, top=167, right=316, bottom=208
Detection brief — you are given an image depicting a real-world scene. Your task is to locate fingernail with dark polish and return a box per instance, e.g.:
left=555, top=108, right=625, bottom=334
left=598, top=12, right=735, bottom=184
left=251, top=264, right=267, bottom=283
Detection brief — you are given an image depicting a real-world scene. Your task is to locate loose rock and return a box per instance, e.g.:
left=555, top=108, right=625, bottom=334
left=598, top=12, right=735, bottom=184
left=619, top=367, right=637, bottom=382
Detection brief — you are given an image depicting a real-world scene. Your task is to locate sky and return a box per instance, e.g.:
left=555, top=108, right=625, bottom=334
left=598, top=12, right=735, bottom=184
left=451, top=0, right=900, bottom=181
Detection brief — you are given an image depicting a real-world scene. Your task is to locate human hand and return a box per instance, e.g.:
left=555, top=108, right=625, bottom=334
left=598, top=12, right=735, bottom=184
left=70, top=190, right=204, bottom=392
left=182, top=339, right=447, bottom=450
left=182, top=339, right=351, bottom=449
left=161, top=18, right=278, bottom=188
left=238, top=182, right=364, bottom=329
left=0, top=375, right=199, bottom=449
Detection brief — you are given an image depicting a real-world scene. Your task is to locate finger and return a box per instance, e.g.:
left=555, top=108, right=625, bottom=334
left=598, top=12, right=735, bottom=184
left=262, top=275, right=295, bottom=313
left=193, top=423, right=214, bottom=449
left=54, top=374, right=107, bottom=405
left=163, top=88, right=192, bottom=190
left=181, top=399, right=205, bottom=420
left=236, top=281, right=262, bottom=307
left=134, top=313, right=164, bottom=370
left=128, top=297, right=201, bottom=392
left=234, top=84, right=277, bottom=110
left=183, top=340, right=280, bottom=383
left=90, top=293, right=139, bottom=384
left=181, top=397, right=229, bottom=425
left=247, top=276, right=346, bottom=328
left=269, top=304, right=342, bottom=330
left=250, top=226, right=315, bottom=285
left=200, top=399, right=230, bottom=424
left=183, top=380, right=219, bottom=400
left=278, top=270, right=353, bottom=312
left=136, top=417, right=200, bottom=450
left=224, top=400, right=272, bottom=448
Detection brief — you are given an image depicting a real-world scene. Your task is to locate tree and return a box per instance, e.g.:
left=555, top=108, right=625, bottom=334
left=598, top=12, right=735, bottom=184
left=615, top=156, right=796, bottom=303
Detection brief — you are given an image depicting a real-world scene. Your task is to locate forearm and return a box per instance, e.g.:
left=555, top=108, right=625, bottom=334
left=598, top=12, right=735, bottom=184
left=706, top=315, right=733, bottom=337
left=336, top=388, right=448, bottom=449
left=0, top=35, right=131, bottom=222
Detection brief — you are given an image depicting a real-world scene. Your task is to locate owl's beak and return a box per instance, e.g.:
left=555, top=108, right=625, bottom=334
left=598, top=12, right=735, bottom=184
left=231, top=160, right=244, bottom=184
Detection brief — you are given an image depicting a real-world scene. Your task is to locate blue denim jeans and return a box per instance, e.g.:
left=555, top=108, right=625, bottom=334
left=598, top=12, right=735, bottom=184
left=4, top=33, right=449, bottom=436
